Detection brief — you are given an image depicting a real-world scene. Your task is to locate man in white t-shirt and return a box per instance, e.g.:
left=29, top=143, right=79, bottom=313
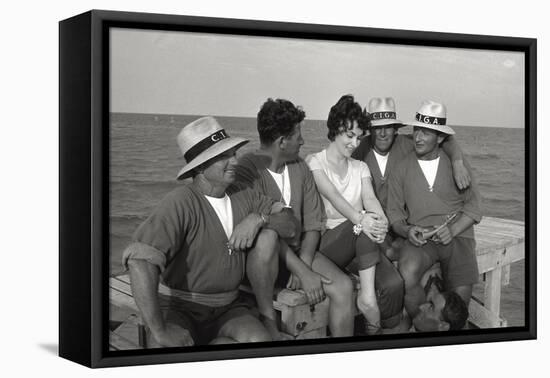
left=235, top=98, right=355, bottom=340
left=387, top=101, right=482, bottom=325
left=123, top=117, right=298, bottom=347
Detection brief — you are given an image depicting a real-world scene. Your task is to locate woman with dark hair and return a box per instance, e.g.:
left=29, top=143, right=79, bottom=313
left=306, top=95, right=404, bottom=335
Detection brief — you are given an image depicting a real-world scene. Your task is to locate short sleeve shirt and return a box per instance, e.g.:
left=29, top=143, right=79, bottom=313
left=306, top=149, right=371, bottom=229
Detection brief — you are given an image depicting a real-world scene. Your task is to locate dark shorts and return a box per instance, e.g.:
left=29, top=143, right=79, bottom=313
left=156, top=293, right=257, bottom=345
left=319, top=221, right=404, bottom=328
left=402, top=237, right=479, bottom=289
left=319, top=220, right=380, bottom=270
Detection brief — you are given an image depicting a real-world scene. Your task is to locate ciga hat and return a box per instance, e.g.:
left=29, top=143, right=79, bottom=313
left=409, top=100, right=455, bottom=135
left=176, top=116, right=249, bottom=180
left=367, top=97, right=404, bottom=127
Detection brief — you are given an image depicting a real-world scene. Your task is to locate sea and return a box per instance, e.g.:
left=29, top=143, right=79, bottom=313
left=109, top=113, right=526, bottom=326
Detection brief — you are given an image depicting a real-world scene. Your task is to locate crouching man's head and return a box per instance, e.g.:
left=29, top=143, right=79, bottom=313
left=413, top=275, right=469, bottom=332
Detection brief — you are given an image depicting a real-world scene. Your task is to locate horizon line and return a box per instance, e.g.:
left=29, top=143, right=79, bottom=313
left=110, top=111, right=526, bottom=129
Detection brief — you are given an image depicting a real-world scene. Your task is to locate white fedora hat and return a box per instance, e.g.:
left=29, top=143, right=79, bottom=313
left=367, top=97, right=404, bottom=127
left=176, top=116, right=248, bottom=180
left=408, top=100, right=455, bottom=135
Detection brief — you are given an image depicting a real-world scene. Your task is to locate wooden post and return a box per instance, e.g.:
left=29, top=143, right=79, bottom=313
left=484, top=261, right=503, bottom=326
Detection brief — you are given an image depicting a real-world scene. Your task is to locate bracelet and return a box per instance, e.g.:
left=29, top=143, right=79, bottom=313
left=352, top=210, right=367, bottom=235
left=260, top=213, right=269, bottom=225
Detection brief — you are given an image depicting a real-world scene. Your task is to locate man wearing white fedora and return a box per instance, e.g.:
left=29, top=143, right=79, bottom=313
left=387, top=101, right=482, bottom=327
left=352, top=97, right=471, bottom=261
left=122, top=116, right=298, bottom=347
left=234, top=98, right=355, bottom=340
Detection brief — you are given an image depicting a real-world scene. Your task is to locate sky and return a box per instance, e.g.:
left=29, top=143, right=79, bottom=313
left=110, top=28, right=525, bottom=128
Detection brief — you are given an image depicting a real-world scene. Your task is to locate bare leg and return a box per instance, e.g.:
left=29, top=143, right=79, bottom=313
left=356, top=266, right=381, bottom=335
left=399, top=244, right=433, bottom=318
left=216, top=310, right=272, bottom=343
left=209, top=337, right=237, bottom=344
left=246, top=229, right=282, bottom=340
left=311, top=253, right=354, bottom=337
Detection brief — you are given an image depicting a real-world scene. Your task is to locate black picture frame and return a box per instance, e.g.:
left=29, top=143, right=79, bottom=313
left=59, top=9, right=537, bottom=368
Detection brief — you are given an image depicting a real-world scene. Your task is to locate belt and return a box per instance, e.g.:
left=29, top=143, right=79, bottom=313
left=158, top=283, right=239, bottom=307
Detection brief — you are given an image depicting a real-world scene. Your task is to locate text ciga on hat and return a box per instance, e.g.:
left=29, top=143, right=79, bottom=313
left=176, top=116, right=249, bottom=180
left=367, top=97, right=404, bottom=127
left=409, top=100, right=455, bottom=135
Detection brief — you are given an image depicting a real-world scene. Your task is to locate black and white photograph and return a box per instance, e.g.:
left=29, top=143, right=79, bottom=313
left=5, top=0, right=548, bottom=375
left=107, top=22, right=529, bottom=352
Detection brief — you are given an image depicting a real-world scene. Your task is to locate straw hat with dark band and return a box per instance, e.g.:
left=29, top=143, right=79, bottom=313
left=408, top=100, right=455, bottom=135
left=367, top=97, right=405, bottom=128
left=176, top=116, right=249, bottom=180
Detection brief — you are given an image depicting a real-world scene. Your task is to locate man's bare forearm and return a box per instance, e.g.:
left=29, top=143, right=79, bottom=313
left=441, top=135, right=464, bottom=162
left=296, top=231, right=320, bottom=268
left=392, top=220, right=411, bottom=239
left=449, top=213, right=475, bottom=238
left=127, top=259, right=165, bottom=334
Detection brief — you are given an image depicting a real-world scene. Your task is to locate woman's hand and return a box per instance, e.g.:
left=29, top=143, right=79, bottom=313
left=361, top=213, right=387, bottom=243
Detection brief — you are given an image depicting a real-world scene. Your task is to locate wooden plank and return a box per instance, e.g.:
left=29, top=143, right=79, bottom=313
left=110, top=286, right=138, bottom=311
left=294, top=327, right=327, bottom=340
left=485, top=267, right=502, bottom=316
left=502, top=265, right=511, bottom=286
left=110, top=276, right=133, bottom=296
left=476, top=243, right=525, bottom=274
left=468, top=298, right=507, bottom=328
left=276, top=288, right=308, bottom=306
left=109, top=331, right=140, bottom=351
left=279, top=299, right=330, bottom=336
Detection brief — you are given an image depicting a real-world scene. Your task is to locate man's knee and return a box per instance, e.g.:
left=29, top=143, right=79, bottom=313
left=237, top=327, right=272, bottom=343
left=398, top=253, right=424, bottom=288
left=326, top=271, right=354, bottom=299
left=248, top=229, right=278, bottom=263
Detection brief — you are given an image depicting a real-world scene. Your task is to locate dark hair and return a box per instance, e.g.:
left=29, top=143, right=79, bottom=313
left=257, top=98, right=306, bottom=145
left=441, top=291, right=469, bottom=330
left=326, top=95, right=369, bottom=141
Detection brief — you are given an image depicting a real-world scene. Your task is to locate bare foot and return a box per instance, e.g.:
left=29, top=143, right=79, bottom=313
left=260, top=314, right=284, bottom=341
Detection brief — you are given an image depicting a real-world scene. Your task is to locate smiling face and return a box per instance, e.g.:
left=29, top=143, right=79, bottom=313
left=201, top=148, right=239, bottom=188
left=333, top=121, right=365, bottom=158
left=371, top=125, right=398, bottom=155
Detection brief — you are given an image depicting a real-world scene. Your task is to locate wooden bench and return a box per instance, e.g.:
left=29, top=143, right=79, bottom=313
left=108, top=274, right=332, bottom=349
left=109, top=216, right=525, bottom=348
left=468, top=217, right=525, bottom=328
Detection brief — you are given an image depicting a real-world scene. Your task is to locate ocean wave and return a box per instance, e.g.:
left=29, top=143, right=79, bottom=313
left=110, top=214, right=147, bottom=222
left=484, top=197, right=523, bottom=206
left=467, top=152, right=500, bottom=160
left=110, top=179, right=182, bottom=187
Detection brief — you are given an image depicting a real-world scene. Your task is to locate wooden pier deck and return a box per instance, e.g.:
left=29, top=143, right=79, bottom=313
left=109, top=216, right=525, bottom=349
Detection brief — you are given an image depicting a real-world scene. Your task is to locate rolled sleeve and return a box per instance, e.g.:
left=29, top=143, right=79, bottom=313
left=301, top=164, right=326, bottom=232
left=122, top=242, right=167, bottom=273
left=126, top=188, right=188, bottom=272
